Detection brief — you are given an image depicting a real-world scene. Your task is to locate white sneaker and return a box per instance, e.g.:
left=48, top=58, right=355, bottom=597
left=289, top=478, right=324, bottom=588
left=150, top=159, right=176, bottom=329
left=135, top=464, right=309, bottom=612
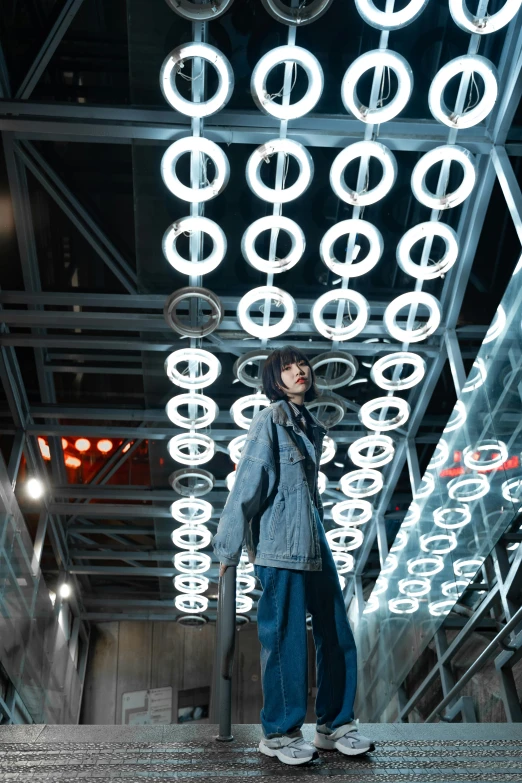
left=259, top=733, right=318, bottom=765
left=314, top=720, right=375, bottom=756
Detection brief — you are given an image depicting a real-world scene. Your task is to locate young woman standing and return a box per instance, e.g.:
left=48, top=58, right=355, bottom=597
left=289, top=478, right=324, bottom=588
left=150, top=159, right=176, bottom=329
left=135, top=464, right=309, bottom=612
left=212, top=346, right=374, bottom=766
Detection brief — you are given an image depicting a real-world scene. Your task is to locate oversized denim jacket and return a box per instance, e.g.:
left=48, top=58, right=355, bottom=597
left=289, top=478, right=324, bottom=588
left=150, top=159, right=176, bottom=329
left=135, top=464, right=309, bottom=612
left=212, top=399, right=327, bottom=571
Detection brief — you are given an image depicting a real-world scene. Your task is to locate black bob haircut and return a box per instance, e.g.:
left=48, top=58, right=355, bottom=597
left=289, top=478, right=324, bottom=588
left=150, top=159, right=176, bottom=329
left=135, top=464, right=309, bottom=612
left=262, top=345, right=319, bottom=403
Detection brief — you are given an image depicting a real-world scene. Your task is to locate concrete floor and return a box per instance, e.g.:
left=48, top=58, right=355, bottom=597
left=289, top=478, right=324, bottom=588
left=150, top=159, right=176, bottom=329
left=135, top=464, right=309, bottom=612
left=0, top=722, right=521, bottom=781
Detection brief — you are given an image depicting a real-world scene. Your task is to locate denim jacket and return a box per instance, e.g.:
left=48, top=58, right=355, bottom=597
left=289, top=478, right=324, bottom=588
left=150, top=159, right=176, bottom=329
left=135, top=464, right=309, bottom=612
left=212, top=399, right=327, bottom=571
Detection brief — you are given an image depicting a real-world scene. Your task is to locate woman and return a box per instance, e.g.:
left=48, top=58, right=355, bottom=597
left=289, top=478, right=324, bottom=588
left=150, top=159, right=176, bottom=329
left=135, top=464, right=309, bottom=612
left=212, top=346, right=374, bottom=766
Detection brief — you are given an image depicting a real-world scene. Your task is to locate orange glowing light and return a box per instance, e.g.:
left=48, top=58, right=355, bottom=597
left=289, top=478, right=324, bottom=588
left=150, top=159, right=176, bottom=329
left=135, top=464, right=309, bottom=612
left=61, top=438, right=68, bottom=450
left=122, top=443, right=131, bottom=453
left=65, top=455, right=82, bottom=469
left=75, top=438, right=91, bottom=452
left=38, top=437, right=51, bottom=461
left=97, top=439, right=113, bottom=454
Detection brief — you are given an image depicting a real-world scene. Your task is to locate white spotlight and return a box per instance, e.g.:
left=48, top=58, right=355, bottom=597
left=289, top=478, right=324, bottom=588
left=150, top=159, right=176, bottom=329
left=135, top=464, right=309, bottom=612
left=27, top=478, right=44, bottom=500
left=59, top=583, right=71, bottom=599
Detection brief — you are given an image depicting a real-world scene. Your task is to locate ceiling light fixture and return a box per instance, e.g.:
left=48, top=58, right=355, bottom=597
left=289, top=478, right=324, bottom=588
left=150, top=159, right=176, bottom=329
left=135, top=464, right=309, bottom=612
left=162, top=216, right=226, bottom=276
left=237, top=286, right=297, bottom=339
left=241, top=216, right=305, bottom=273
left=166, top=394, right=218, bottom=430
left=160, top=137, right=230, bottom=202
left=384, top=291, right=442, bottom=343
left=320, top=219, right=384, bottom=278
left=359, top=396, right=410, bottom=431
left=251, top=45, right=324, bottom=119
left=428, top=55, right=498, bottom=129
left=396, top=222, right=459, bottom=280
left=370, top=352, right=426, bottom=391
left=341, top=49, right=413, bottom=124
left=312, top=289, right=370, bottom=341
left=160, top=43, right=234, bottom=117
left=165, top=348, right=221, bottom=390
left=354, top=0, right=430, bottom=29
left=411, top=145, right=476, bottom=209
left=348, top=434, right=395, bottom=468
left=246, top=139, right=314, bottom=203
left=329, top=141, right=397, bottom=205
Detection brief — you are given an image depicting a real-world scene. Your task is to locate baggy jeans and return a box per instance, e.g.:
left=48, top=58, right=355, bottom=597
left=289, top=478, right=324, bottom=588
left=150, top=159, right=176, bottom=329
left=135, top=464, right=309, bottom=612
left=254, top=506, right=358, bottom=739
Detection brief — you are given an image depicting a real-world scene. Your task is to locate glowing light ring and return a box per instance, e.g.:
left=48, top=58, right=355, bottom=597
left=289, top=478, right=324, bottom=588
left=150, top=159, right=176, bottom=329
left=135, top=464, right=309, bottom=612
left=168, top=434, right=215, bottom=466
left=330, top=141, right=397, bottom=206
left=236, top=575, right=256, bottom=594
left=160, top=137, right=229, bottom=203
left=326, top=527, right=364, bottom=551
left=320, top=436, right=337, bottom=465
left=390, top=529, right=408, bottom=552
left=170, top=497, right=213, bottom=525
left=355, top=0, right=429, bottom=29
left=331, top=499, right=373, bottom=527
left=420, top=532, right=457, bottom=554
left=318, top=471, right=327, bottom=494
left=348, top=435, right=395, bottom=468
left=363, top=596, right=380, bottom=613
left=241, top=216, right=305, bottom=273
left=428, top=439, right=449, bottom=470
left=310, top=351, right=358, bottom=390
left=251, top=45, right=324, bottom=120
left=463, top=358, right=487, bottom=392
left=449, top=0, right=522, bottom=35
left=339, top=574, right=346, bottom=590
left=463, top=440, right=508, bottom=471
left=164, top=287, right=223, bottom=338
left=169, top=468, right=214, bottom=497
left=398, top=577, right=431, bottom=597
left=434, top=505, right=471, bottom=530
left=389, top=597, right=419, bottom=614
left=454, top=557, right=484, bottom=578
left=373, top=576, right=388, bottom=595
left=414, top=472, right=435, bottom=499
left=428, top=55, right=498, bottom=129
left=166, top=393, right=218, bottom=430
left=502, top=477, right=522, bottom=504
left=384, top=291, right=442, bottom=343
left=307, top=395, right=346, bottom=428
left=403, top=502, right=421, bottom=528
left=236, top=595, right=253, bottom=613
left=320, top=219, right=383, bottom=278
left=175, top=594, right=208, bottom=613
left=484, top=305, right=506, bottom=344
left=332, top=552, right=355, bottom=573
left=160, top=43, right=234, bottom=117
left=341, top=50, right=413, bottom=124
left=407, top=555, right=444, bottom=576
left=165, top=0, right=235, bottom=21
left=340, top=469, right=383, bottom=498
left=381, top=553, right=398, bottom=574
left=448, top=474, right=489, bottom=502
left=173, top=574, right=209, bottom=594
left=312, top=289, right=370, bottom=341
left=171, top=525, right=212, bottom=550
left=359, top=396, right=410, bottom=432
left=231, top=393, right=271, bottom=429
left=228, top=434, right=247, bottom=464
left=411, top=146, right=476, bottom=210
left=444, top=400, right=467, bottom=433
left=165, top=348, right=221, bottom=390
left=441, top=579, right=469, bottom=597
left=397, top=222, right=459, bottom=280
left=246, top=139, right=313, bottom=203
left=162, top=217, right=226, bottom=277
left=260, top=0, right=334, bottom=25
left=370, top=352, right=426, bottom=392
left=429, top=600, right=454, bottom=617
left=174, top=551, right=211, bottom=574
left=233, top=349, right=270, bottom=389
left=226, top=471, right=236, bottom=491
left=237, top=286, right=297, bottom=339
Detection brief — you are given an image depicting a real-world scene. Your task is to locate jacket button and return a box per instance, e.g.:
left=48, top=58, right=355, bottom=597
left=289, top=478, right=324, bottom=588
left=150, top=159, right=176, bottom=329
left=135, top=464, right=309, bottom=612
left=289, top=456, right=293, bottom=462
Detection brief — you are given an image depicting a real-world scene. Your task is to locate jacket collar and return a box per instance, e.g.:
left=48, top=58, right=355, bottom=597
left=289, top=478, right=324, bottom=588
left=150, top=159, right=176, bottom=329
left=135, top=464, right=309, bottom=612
left=271, top=399, right=327, bottom=436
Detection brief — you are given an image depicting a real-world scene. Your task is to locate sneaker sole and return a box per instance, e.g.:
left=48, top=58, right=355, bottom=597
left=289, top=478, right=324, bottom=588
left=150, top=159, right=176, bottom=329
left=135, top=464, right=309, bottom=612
left=259, top=741, right=318, bottom=765
left=314, top=732, right=375, bottom=755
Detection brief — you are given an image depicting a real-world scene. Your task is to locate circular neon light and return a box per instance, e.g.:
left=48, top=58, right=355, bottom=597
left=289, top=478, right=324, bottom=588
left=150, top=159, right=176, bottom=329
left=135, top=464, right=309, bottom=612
left=332, top=551, right=355, bottom=573
left=428, top=439, right=449, bottom=470
left=260, top=0, right=334, bottom=25
left=246, top=138, right=313, bottom=203
left=164, top=287, right=223, bottom=339
left=373, top=576, right=388, bottom=595
left=241, top=216, right=305, bottom=274
left=411, top=145, right=476, bottom=210
left=169, top=468, right=214, bottom=498
left=317, top=471, right=327, bottom=495
left=330, top=141, right=397, bottom=206
left=397, top=222, right=459, bottom=280
left=441, top=579, right=469, bottom=597
left=326, top=527, right=364, bottom=551
left=332, top=499, right=373, bottom=526
left=160, top=137, right=229, bottom=203
left=407, top=555, right=444, bottom=576
left=348, top=435, right=395, bottom=468
left=449, top=0, right=522, bottom=35
left=236, top=574, right=256, bottom=594
left=165, top=348, right=221, bottom=390
left=381, top=553, right=398, bottom=574
left=341, top=49, right=413, bottom=124
left=173, top=574, right=209, bottom=594
left=370, top=352, right=426, bottom=391
left=170, top=498, right=213, bottom=525
left=448, top=474, right=489, bottom=502
left=340, top=469, right=383, bottom=498
left=434, top=505, right=471, bottom=530
left=355, top=0, right=429, bottom=29
left=237, top=286, right=297, bottom=339
left=454, top=557, right=484, bottom=578
left=398, top=577, right=431, bottom=597
left=462, top=358, right=487, bottom=392
left=171, top=525, right=212, bottom=550
left=162, top=217, right=226, bottom=277
left=310, top=351, right=359, bottom=390
left=166, top=393, right=218, bottom=430
left=231, top=393, right=270, bottom=429
left=320, top=436, right=337, bottom=465
left=403, top=502, right=421, bottom=528
left=463, top=440, right=508, bottom=471
left=320, top=219, right=383, bottom=278
left=251, top=45, right=324, bottom=120
left=165, top=0, right=235, bottom=20
left=484, top=305, right=506, bottom=344
left=174, top=594, right=208, bottom=613
left=167, top=433, right=215, bottom=466
left=312, top=289, right=370, bottom=341
left=428, top=600, right=454, bottom=617
left=226, top=471, right=236, bottom=491
left=414, top=472, right=435, bottom=499
left=174, top=551, right=211, bottom=574
left=233, top=349, right=270, bottom=388
left=389, top=597, right=419, bottom=614
left=420, top=532, right=457, bottom=554
left=384, top=292, right=442, bottom=343
left=428, top=55, right=498, bottom=129
left=390, top=529, right=408, bottom=552
left=228, top=434, right=247, bottom=464
left=160, top=43, right=233, bottom=117
left=359, top=396, right=410, bottom=432
left=444, top=400, right=467, bottom=433
left=502, top=477, right=522, bottom=504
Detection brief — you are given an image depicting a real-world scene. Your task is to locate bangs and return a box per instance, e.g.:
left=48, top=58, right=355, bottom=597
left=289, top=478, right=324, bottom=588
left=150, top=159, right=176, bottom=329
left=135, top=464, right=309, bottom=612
left=278, top=346, right=310, bottom=370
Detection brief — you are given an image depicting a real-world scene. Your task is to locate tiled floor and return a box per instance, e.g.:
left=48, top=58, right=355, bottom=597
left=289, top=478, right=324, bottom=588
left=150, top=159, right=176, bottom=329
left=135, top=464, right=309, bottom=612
left=0, top=723, right=521, bottom=781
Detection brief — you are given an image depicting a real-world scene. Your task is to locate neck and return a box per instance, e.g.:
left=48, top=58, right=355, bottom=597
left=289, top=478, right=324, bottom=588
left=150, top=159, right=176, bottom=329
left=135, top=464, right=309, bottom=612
left=287, top=394, right=305, bottom=406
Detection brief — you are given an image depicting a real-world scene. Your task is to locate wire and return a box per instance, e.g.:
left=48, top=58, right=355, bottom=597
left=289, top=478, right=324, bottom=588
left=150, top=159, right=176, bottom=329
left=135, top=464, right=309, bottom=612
left=264, top=61, right=298, bottom=102
left=463, top=71, right=480, bottom=114
left=176, top=60, right=204, bottom=82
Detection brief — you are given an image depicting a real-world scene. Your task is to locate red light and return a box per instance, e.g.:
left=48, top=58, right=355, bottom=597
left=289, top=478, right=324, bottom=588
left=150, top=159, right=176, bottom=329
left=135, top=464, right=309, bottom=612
left=75, top=438, right=91, bottom=453
left=97, top=439, right=113, bottom=454
left=65, top=455, right=81, bottom=469
left=453, top=451, right=462, bottom=463
left=439, top=466, right=466, bottom=478
left=395, top=506, right=400, bottom=511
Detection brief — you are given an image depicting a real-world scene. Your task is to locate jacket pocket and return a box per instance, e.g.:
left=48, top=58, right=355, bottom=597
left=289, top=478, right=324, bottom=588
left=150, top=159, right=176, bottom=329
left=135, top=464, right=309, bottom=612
left=268, top=494, right=284, bottom=540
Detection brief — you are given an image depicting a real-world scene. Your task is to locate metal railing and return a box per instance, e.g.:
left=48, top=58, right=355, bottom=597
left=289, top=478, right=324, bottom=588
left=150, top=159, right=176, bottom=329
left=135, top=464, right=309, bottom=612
left=214, top=566, right=236, bottom=741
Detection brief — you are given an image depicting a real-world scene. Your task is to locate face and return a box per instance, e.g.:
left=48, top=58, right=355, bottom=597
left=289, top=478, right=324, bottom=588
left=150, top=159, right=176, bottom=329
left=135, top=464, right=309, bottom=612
left=277, top=358, right=311, bottom=401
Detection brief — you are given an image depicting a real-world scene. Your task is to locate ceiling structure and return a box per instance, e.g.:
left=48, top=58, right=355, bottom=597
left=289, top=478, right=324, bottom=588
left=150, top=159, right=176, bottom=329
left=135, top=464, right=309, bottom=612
left=1, top=0, right=522, bottom=632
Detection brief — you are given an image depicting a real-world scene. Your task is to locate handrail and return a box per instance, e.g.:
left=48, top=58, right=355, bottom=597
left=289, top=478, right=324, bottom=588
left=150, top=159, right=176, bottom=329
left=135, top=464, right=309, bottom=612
left=215, top=565, right=236, bottom=741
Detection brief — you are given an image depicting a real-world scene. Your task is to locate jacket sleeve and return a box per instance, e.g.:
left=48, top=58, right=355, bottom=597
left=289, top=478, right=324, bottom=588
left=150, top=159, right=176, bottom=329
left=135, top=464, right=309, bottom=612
left=212, top=412, right=277, bottom=566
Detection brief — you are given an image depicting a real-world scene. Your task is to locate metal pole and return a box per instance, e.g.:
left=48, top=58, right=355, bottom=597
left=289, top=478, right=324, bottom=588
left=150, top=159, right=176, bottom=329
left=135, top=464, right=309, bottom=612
left=215, top=565, right=236, bottom=741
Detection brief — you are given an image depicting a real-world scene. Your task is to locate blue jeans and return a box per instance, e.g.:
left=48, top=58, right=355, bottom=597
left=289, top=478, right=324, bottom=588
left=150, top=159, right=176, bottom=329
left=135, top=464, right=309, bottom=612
left=254, top=506, right=358, bottom=738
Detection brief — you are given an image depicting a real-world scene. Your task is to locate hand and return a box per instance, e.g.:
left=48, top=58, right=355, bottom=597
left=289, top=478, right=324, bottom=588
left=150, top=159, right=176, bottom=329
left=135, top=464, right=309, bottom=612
left=219, top=563, right=229, bottom=577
